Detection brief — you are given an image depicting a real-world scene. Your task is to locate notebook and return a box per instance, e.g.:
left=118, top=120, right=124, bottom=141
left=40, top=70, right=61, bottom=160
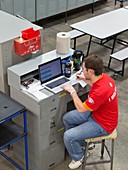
left=38, top=57, right=70, bottom=93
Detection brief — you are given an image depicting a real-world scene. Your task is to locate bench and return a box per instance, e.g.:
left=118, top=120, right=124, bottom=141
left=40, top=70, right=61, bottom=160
left=68, top=30, right=86, bottom=49
left=108, top=48, right=128, bottom=76
left=114, top=0, right=128, bottom=7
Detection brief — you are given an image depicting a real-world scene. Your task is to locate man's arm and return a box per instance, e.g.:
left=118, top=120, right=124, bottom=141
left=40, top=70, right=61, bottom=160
left=62, top=83, right=88, bottom=113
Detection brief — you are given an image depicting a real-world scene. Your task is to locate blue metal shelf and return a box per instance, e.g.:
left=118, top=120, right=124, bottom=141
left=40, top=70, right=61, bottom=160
left=0, top=91, right=29, bottom=170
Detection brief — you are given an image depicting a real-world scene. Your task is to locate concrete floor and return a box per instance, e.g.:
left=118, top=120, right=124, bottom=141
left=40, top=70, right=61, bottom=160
left=1, top=0, right=128, bottom=169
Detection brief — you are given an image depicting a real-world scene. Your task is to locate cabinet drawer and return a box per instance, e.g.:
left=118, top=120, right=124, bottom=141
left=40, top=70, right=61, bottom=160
left=40, top=95, right=60, bottom=119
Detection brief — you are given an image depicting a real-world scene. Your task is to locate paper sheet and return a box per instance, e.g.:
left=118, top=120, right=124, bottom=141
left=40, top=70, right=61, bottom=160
left=70, top=72, right=87, bottom=87
left=32, top=91, right=48, bottom=100
left=21, top=79, right=48, bottom=100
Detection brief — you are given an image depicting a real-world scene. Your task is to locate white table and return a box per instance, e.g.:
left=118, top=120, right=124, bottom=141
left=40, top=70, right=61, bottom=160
left=70, top=8, right=128, bottom=57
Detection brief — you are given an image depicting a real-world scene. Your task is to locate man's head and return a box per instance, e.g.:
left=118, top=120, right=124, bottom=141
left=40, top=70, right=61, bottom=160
left=82, top=54, right=104, bottom=80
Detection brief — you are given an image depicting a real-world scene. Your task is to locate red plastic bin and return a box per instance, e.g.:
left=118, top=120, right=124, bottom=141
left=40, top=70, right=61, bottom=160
left=21, top=28, right=40, bottom=40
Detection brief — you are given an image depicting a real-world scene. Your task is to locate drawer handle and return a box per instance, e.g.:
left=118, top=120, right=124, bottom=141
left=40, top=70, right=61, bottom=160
left=50, top=140, right=56, bottom=145
left=50, top=124, right=56, bottom=128
left=52, top=98, right=55, bottom=102
left=50, top=107, right=57, bottom=112
left=49, top=163, right=55, bottom=167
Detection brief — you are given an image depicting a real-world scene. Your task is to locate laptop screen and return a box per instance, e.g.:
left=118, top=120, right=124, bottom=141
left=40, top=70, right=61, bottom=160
left=39, top=57, right=63, bottom=84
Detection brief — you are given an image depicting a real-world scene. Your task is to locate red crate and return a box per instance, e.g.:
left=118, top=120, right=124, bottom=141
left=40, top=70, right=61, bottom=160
left=21, top=28, right=40, bottom=40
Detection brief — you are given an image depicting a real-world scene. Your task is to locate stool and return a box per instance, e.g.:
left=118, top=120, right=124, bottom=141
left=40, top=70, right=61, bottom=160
left=0, top=91, right=29, bottom=170
left=82, top=129, right=117, bottom=170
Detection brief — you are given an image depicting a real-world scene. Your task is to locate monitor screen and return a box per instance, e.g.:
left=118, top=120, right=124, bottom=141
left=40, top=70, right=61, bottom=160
left=38, top=57, right=63, bottom=84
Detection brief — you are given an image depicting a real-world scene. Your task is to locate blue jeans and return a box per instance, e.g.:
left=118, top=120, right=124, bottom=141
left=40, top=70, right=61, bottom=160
left=62, top=109, right=109, bottom=161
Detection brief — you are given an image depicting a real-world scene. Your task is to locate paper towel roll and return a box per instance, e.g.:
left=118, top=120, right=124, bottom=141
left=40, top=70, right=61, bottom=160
left=56, top=32, right=70, bottom=54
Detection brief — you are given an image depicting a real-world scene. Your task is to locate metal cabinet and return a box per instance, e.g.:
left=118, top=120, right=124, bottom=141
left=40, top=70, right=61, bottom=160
left=76, top=0, right=97, bottom=9
left=68, top=0, right=77, bottom=10
left=10, top=84, right=89, bottom=170
left=58, top=0, right=66, bottom=13
left=26, top=0, right=35, bottom=22
left=36, top=0, right=48, bottom=20
left=47, top=0, right=58, bottom=17
left=36, top=0, right=99, bottom=21
left=7, top=48, right=90, bottom=170
left=11, top=87, right=66, bottom=170
left=0, top=0, right=13, bottom=15
left=0, top=0, right=35, bottom=22
left=0, top=0, right=100, bottom=21
left=13, top=0, right=26, bottom=19
left=76, top=0, right=87, bottom=8
left=13, top=0, right=35, bottom=22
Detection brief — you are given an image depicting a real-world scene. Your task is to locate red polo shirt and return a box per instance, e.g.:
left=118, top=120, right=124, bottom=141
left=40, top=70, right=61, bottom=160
left=83, top=73, right=118, bottom=133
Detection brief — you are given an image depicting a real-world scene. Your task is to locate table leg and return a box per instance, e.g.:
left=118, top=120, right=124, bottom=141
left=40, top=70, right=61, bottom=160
left=107, top=36, right=117, bottom=68
left=86, top=35, right=92, bottom=57
left=111, top=36, right=117, bottom=54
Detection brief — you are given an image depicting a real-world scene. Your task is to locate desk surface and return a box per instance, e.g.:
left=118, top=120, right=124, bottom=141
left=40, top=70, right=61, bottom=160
left=0, top=91, right=25, bottom=122
left=71, top=8, right=128, bottom=39
left=0, top=10, right=42, bottom=43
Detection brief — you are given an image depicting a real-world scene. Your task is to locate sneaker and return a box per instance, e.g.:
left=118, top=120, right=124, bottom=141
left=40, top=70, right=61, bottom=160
left=1, top=146, right=9, bottom=152
left=86, top=151, right=90, bottom=157
left=68, top=157, right=83, bottom=169
left=88, top=143, right=95, bottom=150
left=82, top=143, right=95, bottom=151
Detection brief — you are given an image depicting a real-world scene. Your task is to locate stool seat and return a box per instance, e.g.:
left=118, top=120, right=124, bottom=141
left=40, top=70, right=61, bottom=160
left=85, top=129, right=117, bottom=143
left=82, top=129, right=117, bottom=170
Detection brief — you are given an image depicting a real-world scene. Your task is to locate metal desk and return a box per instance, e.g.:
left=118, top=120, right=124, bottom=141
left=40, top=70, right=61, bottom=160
left=70, top=8, right=128, bottom=58
left=7, top=49, right=90, bottom=170
left=0, top=91, right=29, bottom=170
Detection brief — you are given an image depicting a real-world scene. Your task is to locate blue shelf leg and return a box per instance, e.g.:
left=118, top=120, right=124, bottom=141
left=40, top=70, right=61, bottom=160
left=0, top=151, right=23, bottom=170
left=23, top=111, right=29, bottom=170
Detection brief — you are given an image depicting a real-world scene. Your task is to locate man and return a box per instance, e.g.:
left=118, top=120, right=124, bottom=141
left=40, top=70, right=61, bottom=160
left=62, top=54, right=118, bottom=169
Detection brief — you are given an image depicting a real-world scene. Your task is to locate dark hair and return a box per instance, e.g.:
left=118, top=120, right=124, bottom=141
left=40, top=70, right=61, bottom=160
left=83, top=54, right=103, bottom=76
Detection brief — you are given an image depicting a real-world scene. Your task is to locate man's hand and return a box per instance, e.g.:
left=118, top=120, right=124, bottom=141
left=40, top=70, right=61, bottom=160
left=61, top=83, right=75, bottom=94
left=76, top=71, right=85, bottom=81
left=76, top=71, right=92, bottom=87
left=61, top=82, right=88, bottom=113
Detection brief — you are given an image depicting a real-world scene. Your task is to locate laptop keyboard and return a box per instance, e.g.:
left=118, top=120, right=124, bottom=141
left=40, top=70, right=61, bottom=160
left=46, top=77, right=69, bottom=89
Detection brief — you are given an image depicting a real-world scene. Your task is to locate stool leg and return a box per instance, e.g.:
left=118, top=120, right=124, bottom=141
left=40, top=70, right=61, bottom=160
left=82, top=142, right=89, bottom=170
left=100, top=139, right=105, bottom=159
left=110, top=139, right=114, bottom=170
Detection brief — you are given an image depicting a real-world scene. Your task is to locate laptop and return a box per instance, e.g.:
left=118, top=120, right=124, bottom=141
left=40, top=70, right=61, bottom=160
left=38, top=57, right=70, bottom=93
